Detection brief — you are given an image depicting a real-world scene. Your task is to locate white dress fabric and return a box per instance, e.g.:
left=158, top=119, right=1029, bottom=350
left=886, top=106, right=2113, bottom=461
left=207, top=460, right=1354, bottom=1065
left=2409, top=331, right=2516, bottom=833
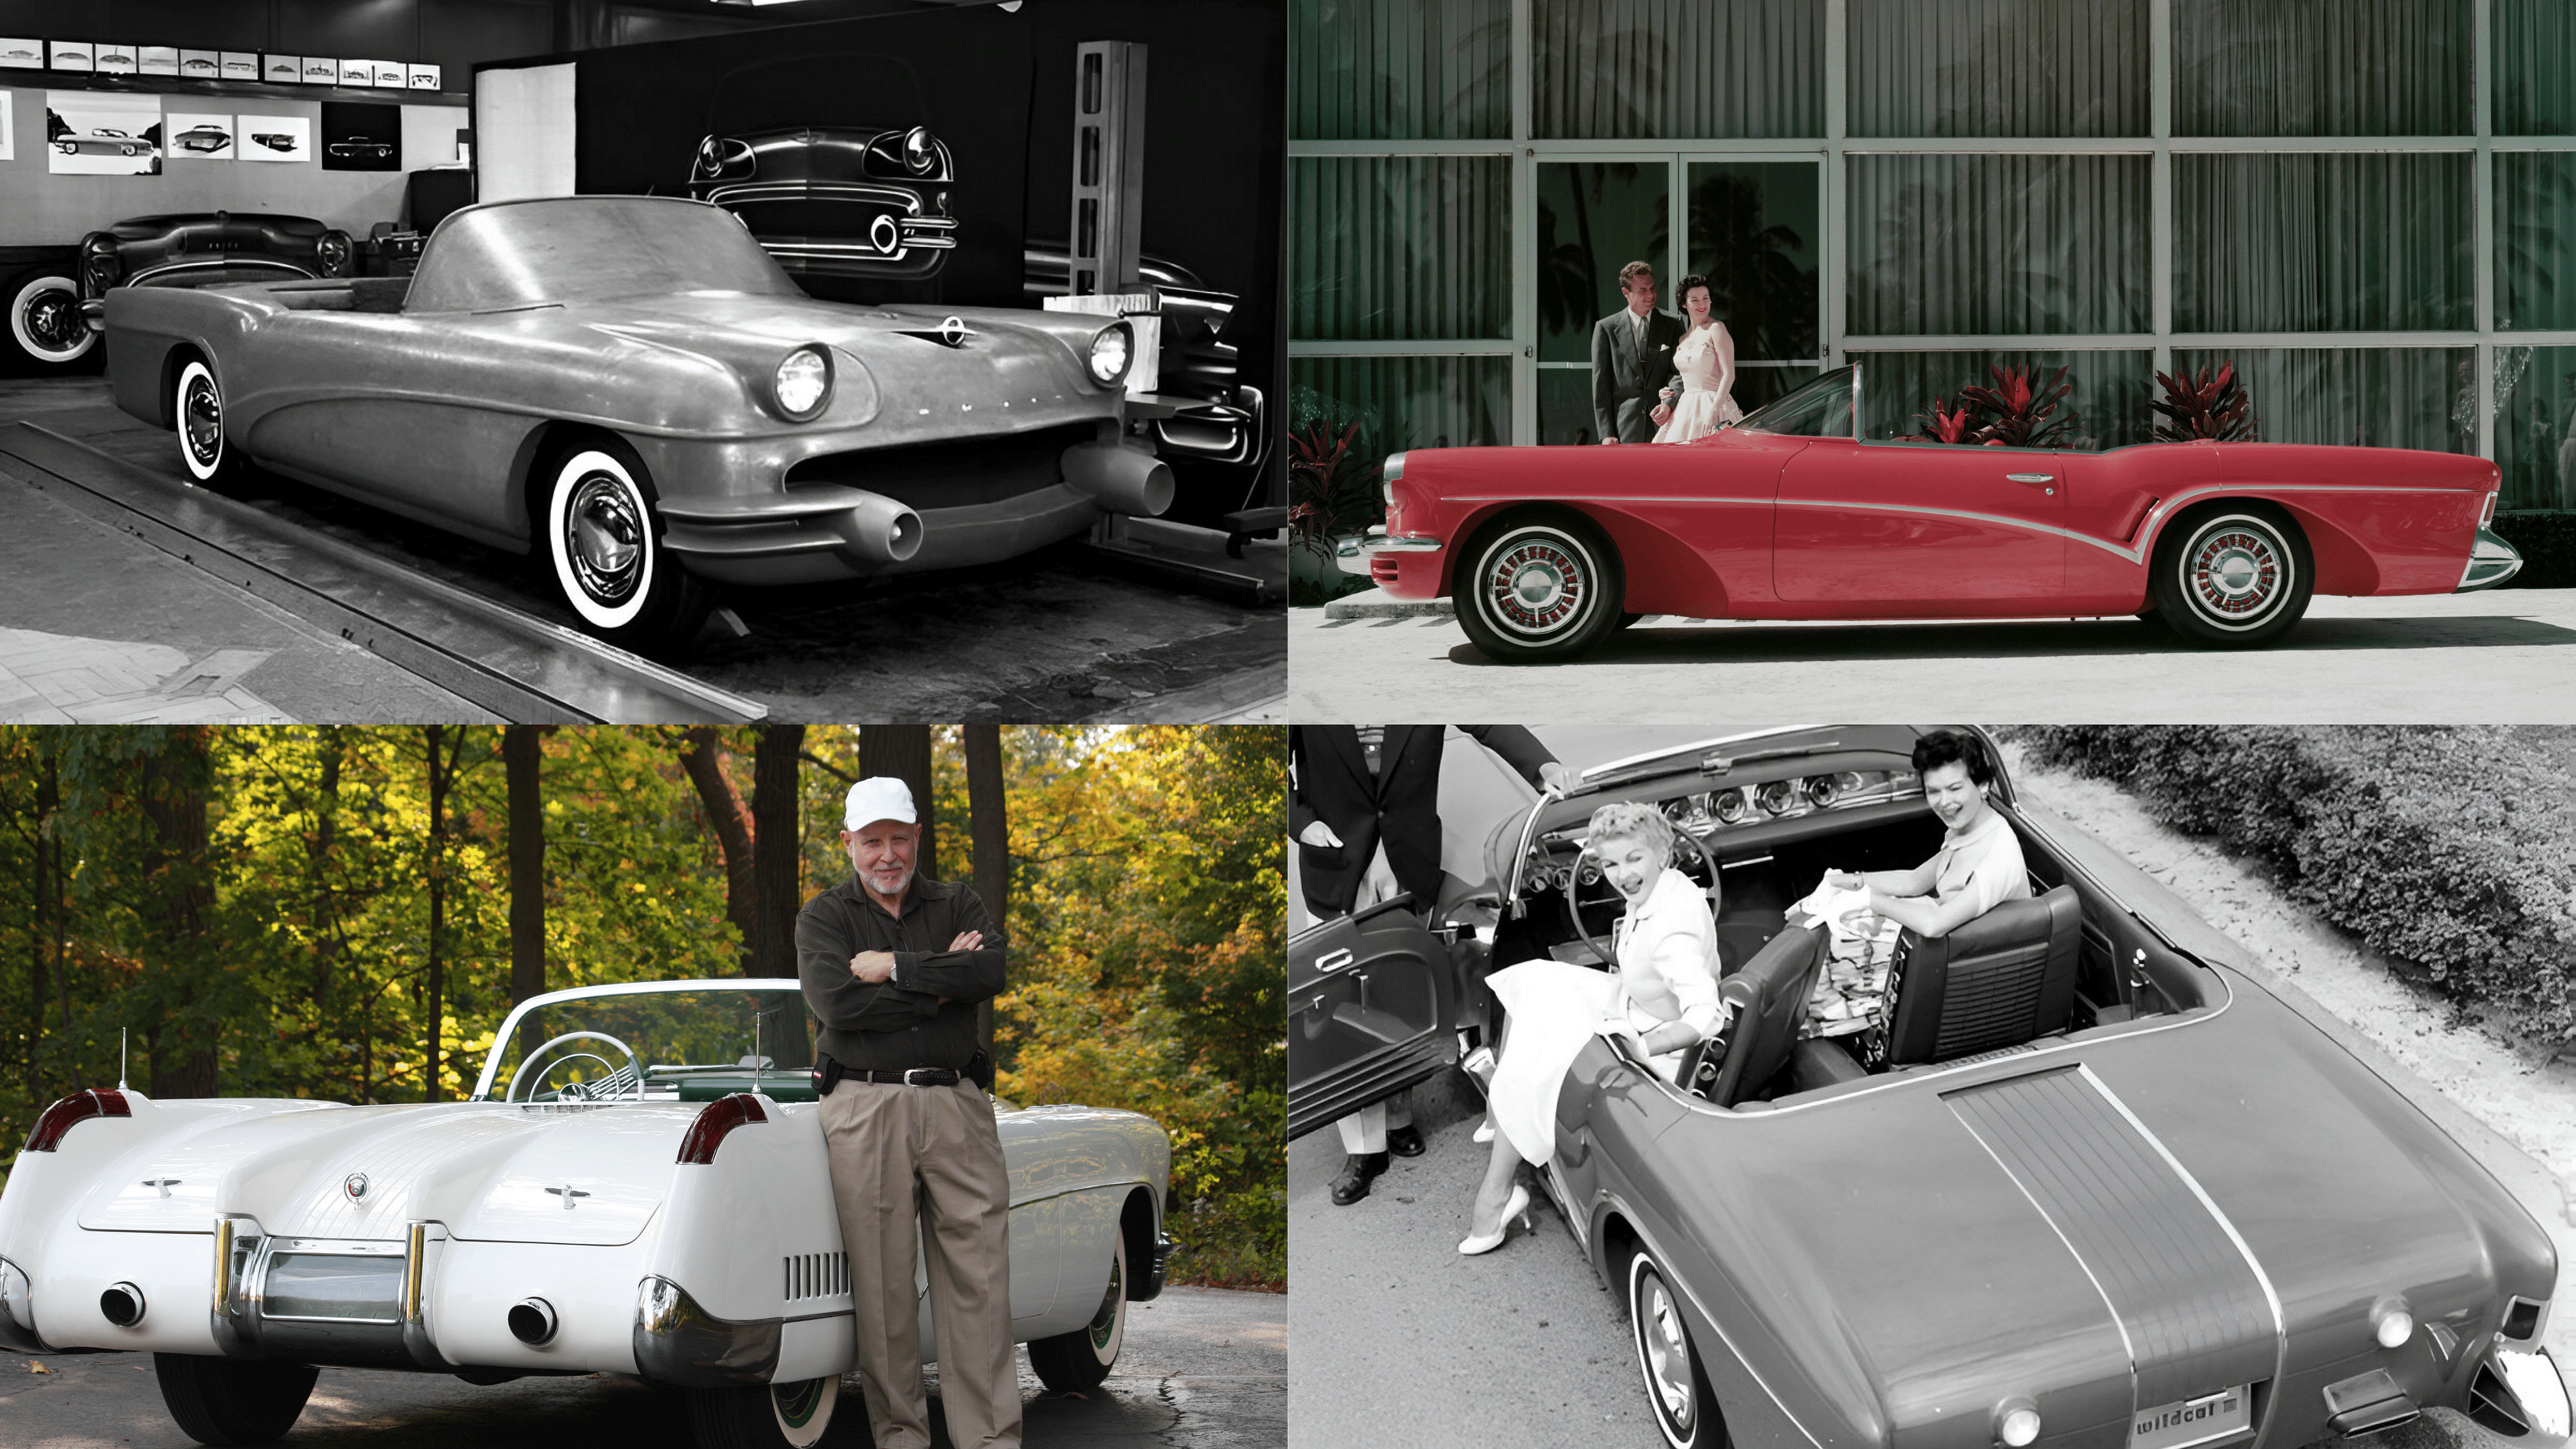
left=1651, top=325, right=1744, bottom=443
left=1483, top=868, right=1722, bottom=1165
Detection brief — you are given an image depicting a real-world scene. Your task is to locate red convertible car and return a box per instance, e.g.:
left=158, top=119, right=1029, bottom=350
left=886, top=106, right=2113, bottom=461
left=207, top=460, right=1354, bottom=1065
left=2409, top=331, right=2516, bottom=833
left=1341, top=368, right=2522, bottom=661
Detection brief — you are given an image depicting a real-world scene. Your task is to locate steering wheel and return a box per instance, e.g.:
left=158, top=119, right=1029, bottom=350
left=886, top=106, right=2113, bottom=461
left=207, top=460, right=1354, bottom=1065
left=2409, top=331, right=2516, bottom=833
left=509, top=1030, right=645, bottom=1103
left=1564, top=824, right=1726, bottom=970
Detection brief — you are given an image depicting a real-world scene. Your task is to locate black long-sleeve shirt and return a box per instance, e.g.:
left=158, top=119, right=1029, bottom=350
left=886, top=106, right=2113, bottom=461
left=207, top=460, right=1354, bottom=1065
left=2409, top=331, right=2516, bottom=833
left=795, top=873, right=1005, bottom=1071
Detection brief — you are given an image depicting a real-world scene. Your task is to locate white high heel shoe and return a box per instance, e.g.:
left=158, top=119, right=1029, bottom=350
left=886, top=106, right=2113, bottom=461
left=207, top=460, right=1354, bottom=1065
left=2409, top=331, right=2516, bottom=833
left=1471, top=1117, right=1496, bottom=1144
left=1458, top=1184, right=1531, bottom=1255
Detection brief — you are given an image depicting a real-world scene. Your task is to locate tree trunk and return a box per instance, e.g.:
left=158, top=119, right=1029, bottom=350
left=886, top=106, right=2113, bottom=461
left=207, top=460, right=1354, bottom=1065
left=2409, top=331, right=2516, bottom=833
left=423, top=726, right=448, bottom=1103
left=27, top=755, right=55, bottom=1103
left=751, top=724, right=809, bottom=1069
left=858, top=727, right=937, bottom=880
left=140, top=729, right=217, bottom=1099
left=506, top=726, right=548, bottom=1062
left=679, top=727, right=758, bottom=973
left=963, top=725, right=1008, bottom=1060
left=308, top=735, right=342, bottom=1097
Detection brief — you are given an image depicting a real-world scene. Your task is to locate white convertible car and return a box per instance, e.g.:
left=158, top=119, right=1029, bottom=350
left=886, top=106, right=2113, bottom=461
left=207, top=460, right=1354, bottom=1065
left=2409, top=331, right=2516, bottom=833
left=0, top=979, right=1172, bottom=1448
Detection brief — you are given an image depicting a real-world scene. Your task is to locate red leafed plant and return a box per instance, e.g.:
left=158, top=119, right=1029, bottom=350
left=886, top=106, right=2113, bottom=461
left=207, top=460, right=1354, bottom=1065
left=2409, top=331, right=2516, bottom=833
left=2150, top=361, right=2256, bottom=442
left=1287, top=422, right=1382, bottom=560
left=1911, top=395, right=1979, bottom=445
left=1958, top=364, right=2077, bottom=447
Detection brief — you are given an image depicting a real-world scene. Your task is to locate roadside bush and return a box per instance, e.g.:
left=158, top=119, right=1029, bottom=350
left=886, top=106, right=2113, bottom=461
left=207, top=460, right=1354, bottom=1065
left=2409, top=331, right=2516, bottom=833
left=2010, top=727, right=2576, bottom=1046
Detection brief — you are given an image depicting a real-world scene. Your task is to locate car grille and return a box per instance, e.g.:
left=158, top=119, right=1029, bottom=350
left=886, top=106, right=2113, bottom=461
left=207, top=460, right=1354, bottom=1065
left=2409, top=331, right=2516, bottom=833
left=786, top=422, right=1097, bottom=509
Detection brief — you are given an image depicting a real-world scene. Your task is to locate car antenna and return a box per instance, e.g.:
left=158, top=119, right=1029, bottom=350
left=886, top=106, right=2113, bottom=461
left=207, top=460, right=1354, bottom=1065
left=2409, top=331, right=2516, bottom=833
left=119, top=1027, right=128, bottom=1090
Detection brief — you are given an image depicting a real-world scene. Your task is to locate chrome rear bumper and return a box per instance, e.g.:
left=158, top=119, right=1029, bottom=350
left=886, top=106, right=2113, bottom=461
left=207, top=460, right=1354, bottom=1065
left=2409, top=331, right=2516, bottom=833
left=2459, top=527, right=2523, bottom=592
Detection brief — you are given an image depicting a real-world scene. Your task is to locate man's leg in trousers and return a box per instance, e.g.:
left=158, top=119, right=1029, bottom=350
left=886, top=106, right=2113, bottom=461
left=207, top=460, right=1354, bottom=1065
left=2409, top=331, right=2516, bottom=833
left=1333, top=1099, right=1386, bottom=1155
left=820, top=1081, right=934, bottom=1449
left=917, top=1083, right=1022, bottom=1449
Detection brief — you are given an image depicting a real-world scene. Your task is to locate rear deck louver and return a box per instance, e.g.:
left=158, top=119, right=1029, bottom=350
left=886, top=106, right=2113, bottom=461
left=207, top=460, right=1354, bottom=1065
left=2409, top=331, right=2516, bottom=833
left=784, top=1252, right=848, bottom=1301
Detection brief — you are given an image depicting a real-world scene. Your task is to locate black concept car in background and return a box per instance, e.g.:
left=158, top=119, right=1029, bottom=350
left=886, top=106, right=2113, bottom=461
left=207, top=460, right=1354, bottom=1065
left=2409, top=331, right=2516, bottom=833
left=99, top=196, right=1173, bottom=652
left=689, top=124, right=957, bottom=283
left=8, top=212, right=355, bottom=372
left=1289, top=724, right=2571, bottom=1449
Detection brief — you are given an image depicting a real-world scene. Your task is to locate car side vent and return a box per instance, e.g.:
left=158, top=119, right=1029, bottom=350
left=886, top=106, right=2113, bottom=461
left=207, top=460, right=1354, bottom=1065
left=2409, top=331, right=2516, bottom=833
left=783, top=1252, right=849, bottom=1301
left=2502, top=1297, right=2543, bottom=1341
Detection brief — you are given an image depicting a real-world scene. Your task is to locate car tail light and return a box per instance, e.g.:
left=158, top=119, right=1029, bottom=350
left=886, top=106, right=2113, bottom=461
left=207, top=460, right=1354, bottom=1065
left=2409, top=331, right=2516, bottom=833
left=675, top=1092, right=767, bottom=1165
left=2482, top=490, right=2499, bottom=527
left=25, top=1088, right=130, bottom=1152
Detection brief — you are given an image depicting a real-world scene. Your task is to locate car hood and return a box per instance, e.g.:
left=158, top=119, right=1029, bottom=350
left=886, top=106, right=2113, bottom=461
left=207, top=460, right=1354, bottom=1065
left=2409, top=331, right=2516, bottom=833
left=1642, top=977, right=2548, bottom=1449
left=75, top=1100, right=699, bottom=1247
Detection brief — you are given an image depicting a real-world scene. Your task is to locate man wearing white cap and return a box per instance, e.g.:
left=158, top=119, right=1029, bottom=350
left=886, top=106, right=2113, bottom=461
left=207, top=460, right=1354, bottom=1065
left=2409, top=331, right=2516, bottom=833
left=796, top=776, right=1018, bottom=1449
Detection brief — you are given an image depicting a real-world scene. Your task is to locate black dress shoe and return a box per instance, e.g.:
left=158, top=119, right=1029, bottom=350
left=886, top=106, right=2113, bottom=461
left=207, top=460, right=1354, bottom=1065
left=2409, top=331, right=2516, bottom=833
left=1328, top=1151, right=1389, bottom=1205
left=1385, top=1124, right=1425, bottom=1157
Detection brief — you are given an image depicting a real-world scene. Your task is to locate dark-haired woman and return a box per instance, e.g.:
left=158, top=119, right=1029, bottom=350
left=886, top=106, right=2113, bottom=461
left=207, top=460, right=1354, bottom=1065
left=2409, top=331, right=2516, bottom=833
left=1823, top=730, right=2029, bottom=938
left=1650, top=273, right=1742, bottom=443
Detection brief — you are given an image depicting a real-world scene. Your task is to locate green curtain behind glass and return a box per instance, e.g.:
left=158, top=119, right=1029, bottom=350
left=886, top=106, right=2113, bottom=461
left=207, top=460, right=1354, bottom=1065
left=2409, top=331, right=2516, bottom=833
left=2174, top=154, right=2472, bottom=332
left=2496, top=346, right=2576, bottom=509
left=2174, top=347, right=2473, bottom=452
left=1848, top=0, right=2147, bottom=138
left=1291, top=356, right=1512, bottom=453
left=1532, top=0, right=1823, bottom=139
left=2495, top=0, right=2576, bottom=136
left=1290, top=156, right=1513, bottom=340
left=1852, top=350, right=2151, bottom=448
left=1289, top=0, right=1511, bottom=139
left=1848, top=155, right=2150, bottom=335
left=2175, top=0, right=2471, bottom=136
left=2497, top=152, right=2576, bottom=332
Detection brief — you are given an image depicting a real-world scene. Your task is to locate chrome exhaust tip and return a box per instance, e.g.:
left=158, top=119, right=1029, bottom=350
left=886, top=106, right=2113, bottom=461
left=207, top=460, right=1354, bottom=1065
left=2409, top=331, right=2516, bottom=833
left=99, top=1281, right=145, bottom=1328
left=508, top=1296, right=558, bottom=1346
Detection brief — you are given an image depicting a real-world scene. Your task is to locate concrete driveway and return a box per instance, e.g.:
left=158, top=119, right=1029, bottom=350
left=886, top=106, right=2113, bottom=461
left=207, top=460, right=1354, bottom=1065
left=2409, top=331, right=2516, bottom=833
left=1289, top=590, right=2576, bottom=722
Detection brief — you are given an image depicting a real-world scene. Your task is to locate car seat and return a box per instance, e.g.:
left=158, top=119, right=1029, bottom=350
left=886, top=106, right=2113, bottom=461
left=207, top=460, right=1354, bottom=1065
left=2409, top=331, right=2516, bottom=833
left=1678, top=921, right=1829, bottom=1107
left=1863, top=884, right=2080, bottom=1070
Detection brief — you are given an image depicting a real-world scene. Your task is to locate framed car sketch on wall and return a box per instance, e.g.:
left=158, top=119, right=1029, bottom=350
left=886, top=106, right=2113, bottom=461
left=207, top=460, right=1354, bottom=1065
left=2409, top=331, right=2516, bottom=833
left=0, top=93, right=13, bottom=161
left=139, top=46, right=179, bottom=77
left=0, top=37, right=40, bottom=70
left=320, top=102, right=400, bottom=172
left=221, top=52, right=259, bottom=80
left=179, top=50, right=220, bottom=78
left=235, top=113, right=308, bottom=163
left=167, top=112, right=235, bottom=161
left=46, top=91, right=163, bottom=175
left=263, top=55, right=299, bottom=83
left=300, top=57, right=338, bottom=85
left=93, top=44, right=136, bottom=74
left=49, top=42, right=94, bottom=73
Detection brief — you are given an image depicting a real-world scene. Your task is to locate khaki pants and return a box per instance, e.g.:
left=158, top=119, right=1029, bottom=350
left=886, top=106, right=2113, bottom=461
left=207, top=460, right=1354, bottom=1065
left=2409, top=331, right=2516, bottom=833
left=819, top=1078, right=1019, bottom=1449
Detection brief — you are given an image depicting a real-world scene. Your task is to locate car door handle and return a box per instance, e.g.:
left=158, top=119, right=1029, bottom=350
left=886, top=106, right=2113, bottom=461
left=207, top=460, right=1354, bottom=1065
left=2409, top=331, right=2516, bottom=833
left=2005, top=472, right=2055, bottom=483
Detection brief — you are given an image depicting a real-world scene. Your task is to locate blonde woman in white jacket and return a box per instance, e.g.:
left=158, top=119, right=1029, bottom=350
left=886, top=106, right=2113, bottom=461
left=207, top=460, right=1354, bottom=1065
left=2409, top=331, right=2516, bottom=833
left=1462, top=800, right=1727, bottom=1254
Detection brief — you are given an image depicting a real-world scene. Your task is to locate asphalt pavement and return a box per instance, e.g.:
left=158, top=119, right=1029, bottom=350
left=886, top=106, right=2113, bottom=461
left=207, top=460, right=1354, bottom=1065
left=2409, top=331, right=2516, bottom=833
left=1287, top=590, right=2576, bottom=721
left=0, top=1285, right=1283, bottom=1449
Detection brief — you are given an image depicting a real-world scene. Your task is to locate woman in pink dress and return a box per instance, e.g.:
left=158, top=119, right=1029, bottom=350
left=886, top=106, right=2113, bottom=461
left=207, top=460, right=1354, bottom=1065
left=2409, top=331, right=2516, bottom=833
left=1650, top=274, right=1742, bottom=444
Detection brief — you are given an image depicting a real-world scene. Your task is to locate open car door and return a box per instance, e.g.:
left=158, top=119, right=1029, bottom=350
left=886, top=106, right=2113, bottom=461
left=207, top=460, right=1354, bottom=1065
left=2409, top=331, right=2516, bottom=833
left=1287, top=897, right=1457, bottom=1139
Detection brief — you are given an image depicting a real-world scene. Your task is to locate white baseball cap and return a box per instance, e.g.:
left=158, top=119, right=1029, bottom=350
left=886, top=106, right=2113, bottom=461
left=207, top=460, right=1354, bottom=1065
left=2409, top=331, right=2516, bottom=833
left=843, top=777, right=917, bottom=830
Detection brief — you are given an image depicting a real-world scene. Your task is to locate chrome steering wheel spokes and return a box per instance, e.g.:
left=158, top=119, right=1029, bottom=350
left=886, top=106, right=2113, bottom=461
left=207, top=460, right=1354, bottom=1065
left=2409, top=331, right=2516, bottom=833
left=508, top=1029, right=646, bottom=1103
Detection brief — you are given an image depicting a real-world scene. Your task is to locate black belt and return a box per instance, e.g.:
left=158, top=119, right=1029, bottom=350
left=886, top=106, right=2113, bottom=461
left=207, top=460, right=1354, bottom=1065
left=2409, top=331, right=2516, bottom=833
left=853, top=1067, right=959, bottom=1086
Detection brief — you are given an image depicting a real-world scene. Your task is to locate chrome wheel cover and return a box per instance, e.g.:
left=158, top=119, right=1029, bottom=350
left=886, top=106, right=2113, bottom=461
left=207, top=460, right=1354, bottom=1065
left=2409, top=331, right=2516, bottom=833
left=1636, top=1264, right=1697, bottom=1440
left=21, top=287, right=81, bottom=353
left=182, top=374, right=222, bottom=469
left=563, top=472, right=645, bottom=605
left=2184, top=523, right=2284, bottom=625
left=1480, top=530, right=1595, bottom=639
left=1086, top=1247, right=1124, bottom=1354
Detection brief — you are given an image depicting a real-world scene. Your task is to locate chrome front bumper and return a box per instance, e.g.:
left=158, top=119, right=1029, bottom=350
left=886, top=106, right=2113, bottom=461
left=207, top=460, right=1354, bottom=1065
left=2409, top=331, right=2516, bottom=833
left=2459, top=526, right=2523, bottom=592
left=1332, top=528, right=1443, bottom=578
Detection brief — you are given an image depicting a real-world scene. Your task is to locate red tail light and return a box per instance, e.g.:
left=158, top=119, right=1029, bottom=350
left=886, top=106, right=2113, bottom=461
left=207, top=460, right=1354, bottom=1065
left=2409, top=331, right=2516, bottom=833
left=26, top=1089, right=131, bottom=1152
left=675, top=1092, right=767, bottom=1165
left=2482, top=491, right=2498, bottom=527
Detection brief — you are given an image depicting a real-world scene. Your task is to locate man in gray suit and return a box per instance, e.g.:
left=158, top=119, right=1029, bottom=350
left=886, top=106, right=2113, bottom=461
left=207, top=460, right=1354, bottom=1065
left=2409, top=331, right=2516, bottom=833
left=1591, top=259, right=1686, bottom=444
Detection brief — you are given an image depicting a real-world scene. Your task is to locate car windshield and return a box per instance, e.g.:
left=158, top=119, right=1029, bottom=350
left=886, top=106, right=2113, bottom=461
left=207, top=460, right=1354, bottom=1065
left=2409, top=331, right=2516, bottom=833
left=475, top=984, right=819, bottom=1103
left=404, top=196, right=803, bottom=312
left=1736, top=366, right=1856, bottom=438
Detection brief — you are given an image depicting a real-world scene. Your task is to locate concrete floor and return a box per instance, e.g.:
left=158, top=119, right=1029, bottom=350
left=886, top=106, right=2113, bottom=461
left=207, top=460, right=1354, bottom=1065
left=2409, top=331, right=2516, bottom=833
left=0, top=377, right=1284, bottom=723
left=1289, top=590, right=2576, bottom=722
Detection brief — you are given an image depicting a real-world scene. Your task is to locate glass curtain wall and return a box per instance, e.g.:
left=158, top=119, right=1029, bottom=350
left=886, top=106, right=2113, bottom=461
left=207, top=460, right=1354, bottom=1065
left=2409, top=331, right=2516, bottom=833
left=1291, top=0, right=2576, bottom=509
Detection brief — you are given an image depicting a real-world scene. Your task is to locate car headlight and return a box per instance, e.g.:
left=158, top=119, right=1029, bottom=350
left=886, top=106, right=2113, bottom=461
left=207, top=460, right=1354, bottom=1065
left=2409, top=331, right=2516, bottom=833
left=772, top=346, right=834, bottom=421
left=317, top=230, right=352, bottom=278
left=1088, top=322, right=1132, bottom=387
left=902, top=125, right=938, bottom=175
left=2372, top=1295, right=2414, bottom=1349
left=1995, top=1398, right=2042, bottom=1448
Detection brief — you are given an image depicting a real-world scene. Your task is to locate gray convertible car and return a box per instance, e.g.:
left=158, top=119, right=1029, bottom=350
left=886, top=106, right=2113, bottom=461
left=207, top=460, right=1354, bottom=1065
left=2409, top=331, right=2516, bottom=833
left=1289, top=724, right=2569, bottom=1449
left=100, top=196, right=1169, bottom=649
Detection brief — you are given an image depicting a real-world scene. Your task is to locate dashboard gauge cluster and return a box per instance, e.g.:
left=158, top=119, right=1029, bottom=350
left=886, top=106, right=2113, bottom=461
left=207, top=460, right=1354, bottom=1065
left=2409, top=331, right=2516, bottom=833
left=1517, top=769, right=1922, bottom=897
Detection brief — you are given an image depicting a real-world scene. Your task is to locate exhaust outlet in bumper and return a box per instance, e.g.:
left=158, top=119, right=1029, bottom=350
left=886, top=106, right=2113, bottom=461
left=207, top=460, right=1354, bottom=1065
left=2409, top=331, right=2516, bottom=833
left=830, top=493, right=924, bottom=565
left=100, top=1281, right=146, bottom=1327
left=1061, top=441, right=1175, bottom=518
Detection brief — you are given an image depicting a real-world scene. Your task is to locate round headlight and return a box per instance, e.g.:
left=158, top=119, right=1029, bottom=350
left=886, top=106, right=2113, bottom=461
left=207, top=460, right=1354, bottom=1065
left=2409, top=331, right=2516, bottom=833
left=2372, top=1296, right=2414, bottom=1349
left=1088, top=323, right=1132, bottom=387
left=772, top=346, right=833, bottom=421
left=1998, top=1404, right=2042, bottom=1448
left=902, top=125, right=937, bottom=175
left=317, top=230, right=352, bottom=278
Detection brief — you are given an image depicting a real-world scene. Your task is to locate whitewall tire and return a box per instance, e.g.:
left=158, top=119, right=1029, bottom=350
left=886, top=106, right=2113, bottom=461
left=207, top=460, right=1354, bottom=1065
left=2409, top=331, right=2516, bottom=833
left=8, top=273, right=95, bottom=367
left=542, top=444, right=708, bottom=651
left=1028, top=1230, right=1128, bottom=1392
left=683, top=1376, right=841, bottom=1449
left=1629, top=1247, right=1726, bottom=1449
left=1452, top=512, right=1627, bottom=664
left=2149, top=506, right=2314, bottom=648
left=173, top=359, right=234, bottom=483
